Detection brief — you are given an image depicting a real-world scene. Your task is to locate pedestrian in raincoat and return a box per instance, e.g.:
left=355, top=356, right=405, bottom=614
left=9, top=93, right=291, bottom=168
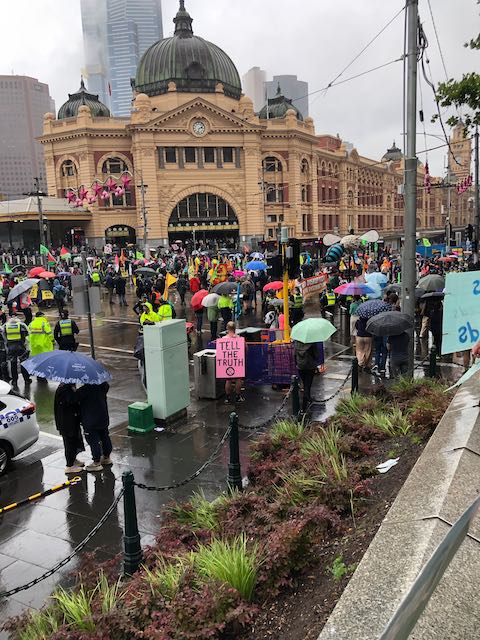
left=28, top=311, right=54, bottom=357
left=140, top=302, right=159, bottom=326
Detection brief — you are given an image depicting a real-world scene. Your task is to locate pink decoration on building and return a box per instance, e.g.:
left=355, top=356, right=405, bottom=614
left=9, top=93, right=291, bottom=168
left=101, top=190, right=110, bottom=200
left=78, top=186, right=88, bottom=201
left=74, top=198, right=83, bottom=208
left=92, top=182, right=103, bottom=196
left=120, top=173, right=132, bottom=189
left=87, top=195, right=97, bottom=205
left=66, top=191, right=77, bottom=203
left=114, top=186, right=125, bottom=197
left=105, top=177, right=117, bottom=191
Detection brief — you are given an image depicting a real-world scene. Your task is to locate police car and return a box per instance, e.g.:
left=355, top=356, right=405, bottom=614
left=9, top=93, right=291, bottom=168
left=0, top=381, right=39, bottom=475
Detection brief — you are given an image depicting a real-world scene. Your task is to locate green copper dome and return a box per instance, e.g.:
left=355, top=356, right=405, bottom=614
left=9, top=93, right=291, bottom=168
left=258, top=84, right=304, bottom=121
left=134, top=1, right=242, bottom=100
left=57, top=79, right=110, bottom=120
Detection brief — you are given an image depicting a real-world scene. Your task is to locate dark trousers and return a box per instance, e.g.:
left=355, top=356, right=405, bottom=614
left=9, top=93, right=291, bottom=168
left=58, top=339, right=78, bottom=352
left=107, top=288, right=115, bottom=304
left=374, top=336, right=388, bottom=371
left=179, top=290, right=186, bottom=304
left=62, top=432, right=83, bottom=467
left=210, top=321, right=218, bottom=341
left=84, top=428, right=112, bottom=463
left=7, top=346, right=29, bottom=384
left=220, top=308, right=232, bottom=328
left=56, top=299, right=65, bottom=315
left=195, top=310, right=203, bottom=332
left=290, top=308, right=304, bottom=326
left=22, top=307, right=32, bottom=325
left=299, top=369, right=315, bottom=411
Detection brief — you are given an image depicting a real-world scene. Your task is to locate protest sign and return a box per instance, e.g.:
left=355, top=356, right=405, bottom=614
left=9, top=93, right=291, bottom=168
left=442, top=271, right=480, bottom=354
left=445, top=361, right=480, bottom=392
left=301, top=274, right=328, bottom=300
left=216, top=335, right=245, bottom=379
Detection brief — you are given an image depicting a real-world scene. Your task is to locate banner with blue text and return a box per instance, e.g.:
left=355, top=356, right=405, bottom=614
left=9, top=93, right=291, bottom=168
left=442, top=271, right=480, bottom=354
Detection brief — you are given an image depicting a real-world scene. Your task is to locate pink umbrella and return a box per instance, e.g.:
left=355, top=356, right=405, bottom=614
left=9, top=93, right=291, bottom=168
left=263, top=281, right=283, bottom=292
left=233, top=270, right=245, bottom=278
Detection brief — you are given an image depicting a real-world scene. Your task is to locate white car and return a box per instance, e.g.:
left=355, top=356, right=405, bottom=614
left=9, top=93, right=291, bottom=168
left=0, top=381, right=39, bottom=475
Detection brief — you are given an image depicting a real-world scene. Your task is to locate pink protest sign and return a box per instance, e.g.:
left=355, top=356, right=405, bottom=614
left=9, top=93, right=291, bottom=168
left=216, top=335, right=246, bottom=379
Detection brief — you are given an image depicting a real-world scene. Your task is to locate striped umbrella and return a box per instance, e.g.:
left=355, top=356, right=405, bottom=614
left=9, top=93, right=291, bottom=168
left=334, top=282, right=376, bottom=296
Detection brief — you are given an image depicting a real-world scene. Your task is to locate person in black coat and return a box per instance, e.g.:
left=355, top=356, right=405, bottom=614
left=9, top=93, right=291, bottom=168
left=294, top=340, right=319, bottom=412
left=115, top=275, right=127, bottom=306
left=76, top=382, right=113, bottom=472
left=54, top=383, right=85, bottom=474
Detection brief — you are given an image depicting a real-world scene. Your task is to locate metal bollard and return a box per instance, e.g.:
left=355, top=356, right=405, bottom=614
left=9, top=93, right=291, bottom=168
left=428, top=346, right=437, bottom=378
left=122, top=471, right=142, bottom=576
left=227, top=413, right=242, bottom=493
left=351, top=357, right=359, bottom=394
left=291, top=375, right=301, bottom=418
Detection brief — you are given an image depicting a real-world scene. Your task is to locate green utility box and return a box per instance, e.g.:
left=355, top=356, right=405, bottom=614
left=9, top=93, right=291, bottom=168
left=128, top=402, right=155, bottom=433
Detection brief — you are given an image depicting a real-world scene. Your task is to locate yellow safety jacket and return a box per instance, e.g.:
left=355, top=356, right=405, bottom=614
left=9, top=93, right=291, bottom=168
left=292, top=294, right=304, bottom=309
left=326, top=292, right=336, bottom=306
left=5, top=322, right=21, bottom=342
left=59, top=319, right=73, bottom=336
left=140, top=302, right=159, bottom=325
left=157, top=304, right=173, bottom=322
left=91, top=272, right=101, bottom=284
left=218, top=296, right=233, bottom=310
left=29, top=317, right=54, bottom=357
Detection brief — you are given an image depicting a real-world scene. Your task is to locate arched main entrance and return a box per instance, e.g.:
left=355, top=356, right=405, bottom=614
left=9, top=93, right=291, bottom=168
left=105, top=225, right=136, bottom=246
left=168, top=192, right=239, bottom=249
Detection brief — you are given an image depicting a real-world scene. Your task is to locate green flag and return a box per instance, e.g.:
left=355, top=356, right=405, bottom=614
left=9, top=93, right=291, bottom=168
left=39, top=244, right=49, bottom=255
left=422, top=238, right=431, bottom=247
left=2, top=262, right=12, bottom=274
left=136, top=250, right=144, bottom=260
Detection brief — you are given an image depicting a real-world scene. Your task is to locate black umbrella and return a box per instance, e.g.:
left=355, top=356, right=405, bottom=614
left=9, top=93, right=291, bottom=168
left=366, top=311, right=414, bottom=337
left=135, top=267, right=156, bottom=275
left=212, top=282, right=238, bottom=295
left=420, top=291, right=444, bottom=299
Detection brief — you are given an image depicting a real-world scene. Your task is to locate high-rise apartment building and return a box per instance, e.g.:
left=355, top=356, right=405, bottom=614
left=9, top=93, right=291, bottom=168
left=0, top=75, right=55, bottom=199
left=80, top=0, right=163, bottom=117
left=266, top=75, right=309, bottom=117
left=242, top=66, right=267, bottom=112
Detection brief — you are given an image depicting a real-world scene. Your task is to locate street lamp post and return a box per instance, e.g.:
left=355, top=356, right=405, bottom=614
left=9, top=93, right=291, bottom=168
left=25, top=177, right=48, bottom=267
left=137, top=177, right=149, bottom=259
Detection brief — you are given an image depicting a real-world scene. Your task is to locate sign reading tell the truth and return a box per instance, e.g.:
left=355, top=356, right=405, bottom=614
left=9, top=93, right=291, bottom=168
left=216, top=335, right=245, bottom=379
left=442, top=271, right=480, bottom=355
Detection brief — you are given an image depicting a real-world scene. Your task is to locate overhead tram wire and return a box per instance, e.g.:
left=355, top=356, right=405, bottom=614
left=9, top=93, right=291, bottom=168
left=426, top=0, right=449, bottom=81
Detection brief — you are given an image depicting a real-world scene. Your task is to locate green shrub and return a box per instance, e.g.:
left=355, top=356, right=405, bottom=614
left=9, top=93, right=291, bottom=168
left=143, top=555, right=193, bottom=599
left=300, top=425, right=343, bottom=459
left=52, top=585, right=96, bottom=632
left=18, top=608, right=60, bottom=640
left=361, top=408, right=411, bottom=437
left=270, top=418, right=304, bottom=444
left=194, top=535, right=262, bottom=602
left=329, top=555, right=357, bottom=582
left=336, top=394, right=380, bottom=418
left=274, top=469, right=326, bottom=506
left=167, top=491, right=231, bottom=531
left=328, top=454, right=349, bottom=482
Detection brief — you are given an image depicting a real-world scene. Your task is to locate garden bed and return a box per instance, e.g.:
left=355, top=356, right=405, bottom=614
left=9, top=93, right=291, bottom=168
left=5, top=378, right=454, bottom=640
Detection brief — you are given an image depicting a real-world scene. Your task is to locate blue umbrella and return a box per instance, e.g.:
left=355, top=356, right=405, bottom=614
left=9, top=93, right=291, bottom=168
left=356, top=300, right=392, bottom=319
left=365, top=272, right=388, bottom=288
left=23, top=351, right=112, bottom=385
left=245, top=260, right=267, bottom=271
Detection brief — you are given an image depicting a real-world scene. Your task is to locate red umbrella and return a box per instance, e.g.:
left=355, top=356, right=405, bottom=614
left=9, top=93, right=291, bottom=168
left=263, top=281, right=283, bottom=292
left=191, top=289, right=208, bottom=310
left=29, top=266, right=45, bottom=277
left=38, top=271, right=56, bottom=279
left=438, top=256, right=456, bottom=263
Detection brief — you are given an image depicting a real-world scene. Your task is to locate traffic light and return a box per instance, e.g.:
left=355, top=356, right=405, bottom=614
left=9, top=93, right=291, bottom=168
left=286, top=238, right=301, bottom=279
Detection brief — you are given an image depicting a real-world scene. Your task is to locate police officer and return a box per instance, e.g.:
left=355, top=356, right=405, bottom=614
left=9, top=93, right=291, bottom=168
left=29, top=311, right=54, bottom=357
left=54, top=310, right=80, bottom=351
left=1, top=313, right=31, bottom=387
left=319, top=288, right=336, bottom=318
left=289, top=287, right=304, bottom=326
left=91, top=270, right=101, bottom=286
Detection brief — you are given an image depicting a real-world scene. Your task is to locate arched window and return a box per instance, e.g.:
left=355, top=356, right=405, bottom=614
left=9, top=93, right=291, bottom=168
left=263, top=156, right=283, bottom=173
left=102, top=157, right=128, bottom=174
left=334, top=164, right=339, bottom=178
left=301, top=159, right=310, bottom=203
left=61, top=160, right=77, bottom=177
left=170, top=193, right=238, bottom=225
left=328, top=163, right=332, bottom=176
left=301, top=158, right=309, bottom=175
left=321, top=161, right=326, bottom=176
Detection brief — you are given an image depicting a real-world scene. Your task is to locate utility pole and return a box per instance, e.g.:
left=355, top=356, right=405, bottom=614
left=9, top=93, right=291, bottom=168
left=475, top=126, right=480, bottom=262
left=25, top=178, right=47, bottom=267
left=138, top=177, right=149, bottom=259
left=401, top=0, right=418, bottom=376
left=81, top=250, right=96, bottom=359
left=446, top=154, right=452, bottom=254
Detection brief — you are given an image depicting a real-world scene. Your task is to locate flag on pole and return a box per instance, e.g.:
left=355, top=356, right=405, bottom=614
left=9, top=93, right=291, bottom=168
left=136, top=250, right=144, bottom=260
left=40, top=244, right=56, bottom=264
left=2, top=262, right=12, bottom=274
left=114, top=254, right=120, bottom=273
left=422, top=238, right=432, bottom=247
left=163, top=273, right=177, bottom=301
left=60, top=246, right=71, bottom=260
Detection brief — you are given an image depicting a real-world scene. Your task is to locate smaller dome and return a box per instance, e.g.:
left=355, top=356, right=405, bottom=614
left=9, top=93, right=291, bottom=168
left=258, top=84, right=303, bottom=121
left=382, top=141, right=403, bottom=162
left=58, top=79, right=110, bottom=120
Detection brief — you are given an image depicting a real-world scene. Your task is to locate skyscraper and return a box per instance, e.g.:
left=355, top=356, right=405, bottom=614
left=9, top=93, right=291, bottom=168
left=0, top=75, right=55, bottom=199
left=242, top=67, right=267, bottom=112
left=265, top=75, right=309, bottom=117
left=80, top=0, right=163, bottom=117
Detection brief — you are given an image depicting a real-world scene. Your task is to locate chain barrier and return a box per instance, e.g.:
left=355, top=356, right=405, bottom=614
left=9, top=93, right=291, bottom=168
left=0, top=488, right=125, bottom=599
left=414, top=354, right=429, bottom=371
left=310, top=369, right=352, bottom=405
left=238, top=386, right=292, bottom=431
left=134, top=426, right=231, bottom=492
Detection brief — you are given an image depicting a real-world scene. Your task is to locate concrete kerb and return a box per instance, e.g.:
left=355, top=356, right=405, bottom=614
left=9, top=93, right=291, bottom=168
left=318, top=378, right=480, bottom=640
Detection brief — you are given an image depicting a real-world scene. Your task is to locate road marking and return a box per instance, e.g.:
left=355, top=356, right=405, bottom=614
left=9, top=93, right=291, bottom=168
left=78, top=343, right=134, bottom=354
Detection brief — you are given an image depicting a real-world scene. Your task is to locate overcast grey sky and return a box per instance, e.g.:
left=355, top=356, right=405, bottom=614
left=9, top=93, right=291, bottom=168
left=1, top=0, right=477, bottom=176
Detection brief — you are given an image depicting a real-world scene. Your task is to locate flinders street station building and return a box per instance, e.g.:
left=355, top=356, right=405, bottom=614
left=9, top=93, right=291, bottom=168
left=10, top=1, right=471, bottom=250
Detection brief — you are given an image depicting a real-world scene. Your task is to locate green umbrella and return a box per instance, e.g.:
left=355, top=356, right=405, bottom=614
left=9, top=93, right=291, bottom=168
left=291, top=318, right=337, bottom=344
